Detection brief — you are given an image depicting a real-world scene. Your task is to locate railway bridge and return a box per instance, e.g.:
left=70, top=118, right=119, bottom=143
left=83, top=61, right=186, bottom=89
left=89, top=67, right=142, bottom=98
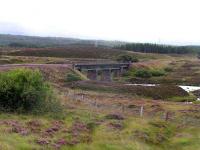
left=74, top=63, right=131, bottom=81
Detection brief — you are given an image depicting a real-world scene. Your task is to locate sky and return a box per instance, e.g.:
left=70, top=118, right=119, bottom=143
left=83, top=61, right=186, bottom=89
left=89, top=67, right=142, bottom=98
left=0, top=0, right=200, bottom=45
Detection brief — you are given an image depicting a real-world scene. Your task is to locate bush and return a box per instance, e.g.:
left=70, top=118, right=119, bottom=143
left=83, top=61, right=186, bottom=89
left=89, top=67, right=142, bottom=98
left=168, top=95, right=196, bottom=102
left=117, top=54, right=139, bottom=63
left=128, top=68, right=166, bottom=78
left=135, top=69, right=152, bottom=78
left=150, top=69, right=166, bottom=77
left=134, top=121, right=176, bottom=145
left=66, top=73, right=82, bottom=82
left=0, top=69, right=62, bottom=114
left=164, top=67, right=173, bottom=72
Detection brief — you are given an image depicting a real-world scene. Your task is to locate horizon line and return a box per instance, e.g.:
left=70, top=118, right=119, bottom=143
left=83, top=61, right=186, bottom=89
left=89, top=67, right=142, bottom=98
left=1, top=33, right=200, bottom=47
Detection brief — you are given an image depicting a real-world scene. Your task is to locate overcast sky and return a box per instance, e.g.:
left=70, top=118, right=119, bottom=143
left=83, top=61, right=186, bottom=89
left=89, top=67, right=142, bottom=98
left=0, top=0, right=200, bottom=45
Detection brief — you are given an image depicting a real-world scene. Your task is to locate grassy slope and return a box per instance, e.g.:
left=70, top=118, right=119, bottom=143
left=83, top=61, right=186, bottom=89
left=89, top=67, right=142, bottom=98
left=0, top=89, right=200, bottom=150
left=5, top=45, right=171, bottom=61
left=72, top=81, right=190, bottom=101
left=7, top=46, right=126, bottom=59
left=125, top=54, right=200, bottom=85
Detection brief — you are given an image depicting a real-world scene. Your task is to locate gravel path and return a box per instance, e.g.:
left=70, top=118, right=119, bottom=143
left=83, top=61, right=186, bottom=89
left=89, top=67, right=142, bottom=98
left=0, top=64, right=72, bottom=70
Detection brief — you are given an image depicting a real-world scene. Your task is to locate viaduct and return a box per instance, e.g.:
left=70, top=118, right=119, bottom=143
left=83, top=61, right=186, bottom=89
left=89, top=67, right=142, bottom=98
left=74, top=63, right=131, bottom=81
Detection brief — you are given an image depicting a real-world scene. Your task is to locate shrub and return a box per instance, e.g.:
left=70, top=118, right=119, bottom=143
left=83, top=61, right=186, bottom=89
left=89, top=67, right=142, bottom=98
left=168, top=95, right=196, bottom=102
left=150, top=69, right=166, bottom=77
left=164, top=67, right=173, bottom=72
left=0, top=68, right=62, bottom=114
left=117, top=54, right=139, bottom=63
left=135, top=69, right=152, bottom=78
left=134, top=120, right=176, bottom=145
left=128, top=68, right=166, bottom=78
left=66, top=73, right=82, bottom=82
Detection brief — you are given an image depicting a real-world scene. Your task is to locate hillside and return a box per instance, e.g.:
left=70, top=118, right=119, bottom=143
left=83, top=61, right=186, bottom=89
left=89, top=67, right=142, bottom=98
left=0, top=34, right=125, bottom=48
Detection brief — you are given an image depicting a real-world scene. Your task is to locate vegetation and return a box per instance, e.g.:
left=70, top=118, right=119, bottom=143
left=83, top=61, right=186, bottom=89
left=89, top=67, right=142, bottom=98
left=116, top=54, right=139, bottom=63
left=164, top=67, right=173, bottom=72
left=127, top=68, right=166, bottom=78
left=0, top=68, right=62, bottom=114
left=8, top=42, right=40, bottom=48
left=8, top=46, right=132, bottom=59
left=134, top=69, right=153, bottom=78
left=168, top=95, right=197, bottom=102
left=135, top=120, right=176, bottom=145
left=0, top=91, right=199, bottom=149
left=116, top=43, right=192, bottom=54
left=1, top=34, right=200, bottom=150
left=73, top=81, right=189, bottom=100
left=66, top=73, right=82, bottom=82
left=0, top=34, right=125, bottom=48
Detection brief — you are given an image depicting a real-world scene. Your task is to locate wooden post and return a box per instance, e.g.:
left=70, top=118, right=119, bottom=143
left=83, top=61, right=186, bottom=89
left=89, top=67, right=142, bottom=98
left=140, top=106, right=144, bottom=117
left=73, top=90, right=76, bottom=101
left=122, top=104, right=125, bottom=113
left=95, top=99, right=98, bottom=109
left=165, top=111, right=169, bottom=121
left=81, top=94, right=84, bottom=101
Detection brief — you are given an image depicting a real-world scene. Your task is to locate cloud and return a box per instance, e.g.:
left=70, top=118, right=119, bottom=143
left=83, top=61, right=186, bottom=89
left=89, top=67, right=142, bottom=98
left=0, top=22, right=28, bottom=35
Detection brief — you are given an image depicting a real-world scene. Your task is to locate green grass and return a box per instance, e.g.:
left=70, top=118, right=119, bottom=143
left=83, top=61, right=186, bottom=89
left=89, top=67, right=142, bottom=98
left=73, top=81, right=188, bottom=100
left=0, top=107, right=200, bottom=150
left=126, top=68, right=166, bottom=78
left=167, top=95, right=197, bottom=102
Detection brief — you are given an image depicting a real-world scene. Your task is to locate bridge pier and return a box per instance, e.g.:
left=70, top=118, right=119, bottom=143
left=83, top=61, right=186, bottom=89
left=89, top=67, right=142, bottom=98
left=120, top=67, right=126, bottom=75
left=87, top=70, right=98, bottom=80
left=101, top=69, right=111, bottom=81
left=113, top=70, right=120, bottom=78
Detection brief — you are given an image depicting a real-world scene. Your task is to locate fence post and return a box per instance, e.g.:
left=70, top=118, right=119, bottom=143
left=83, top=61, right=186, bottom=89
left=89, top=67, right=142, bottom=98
left=81, top=94, right=84, bottom=101
left=164, top=111, right=169, bottom=121
left=122, top=104, right=125, bottom=113
left=140, top=106, right=144, bottom=117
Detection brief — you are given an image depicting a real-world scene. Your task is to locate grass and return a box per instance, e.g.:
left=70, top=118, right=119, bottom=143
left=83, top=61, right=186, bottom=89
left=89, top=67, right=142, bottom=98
left=126, top=56, right=200, bottom=85
left=167, top=95, right=197, bottom=102
left=0, top=113, right=198, bottom=150
left=5, top=45, right=175, bottom=61
left=7, top=46, right=133, bottom=60
left=0, top=89, right=200, bottom=150
left=1, top=49, right=200, bottom=149
left=72, top=81, right=189, bottom=100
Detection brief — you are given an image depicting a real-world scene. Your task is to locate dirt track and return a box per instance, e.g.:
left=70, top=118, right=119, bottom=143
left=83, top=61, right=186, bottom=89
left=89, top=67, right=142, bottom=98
left=0, top=64, right=72, bottom=71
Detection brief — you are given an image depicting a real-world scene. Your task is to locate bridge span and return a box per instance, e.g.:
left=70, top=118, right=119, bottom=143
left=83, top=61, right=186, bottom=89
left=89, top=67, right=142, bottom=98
left=74, top=63, right=131, bottom=81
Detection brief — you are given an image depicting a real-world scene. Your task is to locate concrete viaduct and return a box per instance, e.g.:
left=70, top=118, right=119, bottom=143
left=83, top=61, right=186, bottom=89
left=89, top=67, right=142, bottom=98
left=74, top=63, right=131, bottom=81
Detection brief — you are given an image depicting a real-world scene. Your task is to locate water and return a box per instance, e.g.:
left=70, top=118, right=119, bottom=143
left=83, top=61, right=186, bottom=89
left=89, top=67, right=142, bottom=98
left=126, top=83, right=157, bottom=87
left=125, top=84, right=200, bottom=93
left=179, top=86, right=200, bottom=93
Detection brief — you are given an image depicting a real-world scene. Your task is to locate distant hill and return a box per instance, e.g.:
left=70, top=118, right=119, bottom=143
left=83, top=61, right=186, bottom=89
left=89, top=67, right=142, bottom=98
left=0, top=34, right=125, bottom=48
left=1, top=34, right=200, bottom=54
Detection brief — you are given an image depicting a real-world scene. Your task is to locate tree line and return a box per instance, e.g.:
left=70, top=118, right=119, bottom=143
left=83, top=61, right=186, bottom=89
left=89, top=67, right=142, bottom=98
left=116, top=43, right=193, bottom=54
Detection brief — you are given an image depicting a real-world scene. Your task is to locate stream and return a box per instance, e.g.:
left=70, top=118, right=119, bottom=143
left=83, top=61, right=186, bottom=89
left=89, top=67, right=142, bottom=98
left=125, top=84, right=200, bottom=100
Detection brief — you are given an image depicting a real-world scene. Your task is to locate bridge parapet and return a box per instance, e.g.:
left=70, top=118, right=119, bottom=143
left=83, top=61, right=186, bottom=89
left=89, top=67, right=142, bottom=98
left=74, top=63, right=130, bottom=71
